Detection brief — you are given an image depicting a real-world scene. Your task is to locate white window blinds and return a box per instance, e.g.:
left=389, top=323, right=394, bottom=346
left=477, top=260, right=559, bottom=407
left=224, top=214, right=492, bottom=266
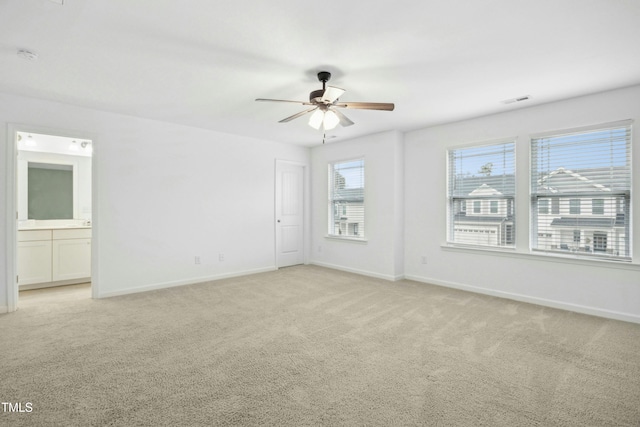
left=329, top=159, right=365, bottom=238
left=447, top=141, right=515, bottom=248
left=530, top=121, right=632, bottom=260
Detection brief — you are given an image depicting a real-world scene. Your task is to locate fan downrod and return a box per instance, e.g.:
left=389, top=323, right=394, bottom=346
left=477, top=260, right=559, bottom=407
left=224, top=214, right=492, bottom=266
left=310, top=71, right=332, bottom=102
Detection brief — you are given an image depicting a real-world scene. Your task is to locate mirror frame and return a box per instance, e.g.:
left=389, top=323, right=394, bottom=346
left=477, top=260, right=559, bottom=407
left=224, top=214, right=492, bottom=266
left=17, top=154, right=79, bottom=221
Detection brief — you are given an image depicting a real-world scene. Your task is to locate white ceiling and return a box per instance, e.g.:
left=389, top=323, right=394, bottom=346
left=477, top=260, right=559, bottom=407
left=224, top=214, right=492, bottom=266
left=2, top=0, right=640, bottom=146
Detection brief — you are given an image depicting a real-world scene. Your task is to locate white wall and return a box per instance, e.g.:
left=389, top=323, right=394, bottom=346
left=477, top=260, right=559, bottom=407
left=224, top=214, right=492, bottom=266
left=310, top=130, right=404, bottom=280
left=0, top=92, right=309, bottom=311
left=404, top=85, right=640, bottom=323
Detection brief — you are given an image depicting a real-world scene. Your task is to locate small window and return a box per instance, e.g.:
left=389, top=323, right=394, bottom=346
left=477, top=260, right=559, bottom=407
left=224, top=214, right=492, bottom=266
left=538, top=199, right=549, bottom=214
left=473, top=201, right=481, bottom=213
left=328, top=159, right=365, bottom=238
left=573, top=230, right=581, bottom=243
left=490, top=201, right=498, bottom=214
left=593, top=232, right=608, bottom=252
left=569, top=199, right=581, bottom=215
left=592, top=199, right=604, bottom=215
left=551, top=198, right=560, bottom=215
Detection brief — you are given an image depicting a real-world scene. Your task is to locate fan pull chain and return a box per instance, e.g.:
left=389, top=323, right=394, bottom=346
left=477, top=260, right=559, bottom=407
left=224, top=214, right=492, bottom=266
left=322, top=133, right=326, bottom=144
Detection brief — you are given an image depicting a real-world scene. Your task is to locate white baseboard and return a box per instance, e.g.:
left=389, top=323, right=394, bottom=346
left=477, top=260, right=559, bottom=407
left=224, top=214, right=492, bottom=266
left=96, top=266, right=278, bottom=299
left=310, top=261, right=404, bottom=281
left=404, top=274, right=640, bottom=324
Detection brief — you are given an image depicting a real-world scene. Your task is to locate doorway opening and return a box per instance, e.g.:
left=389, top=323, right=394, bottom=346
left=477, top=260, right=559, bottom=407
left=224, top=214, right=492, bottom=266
left=12, top=129, right=94, bottom=308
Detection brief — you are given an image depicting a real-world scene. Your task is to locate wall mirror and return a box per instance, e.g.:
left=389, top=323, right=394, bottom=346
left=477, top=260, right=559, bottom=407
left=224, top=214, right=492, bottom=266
left=16, top=131, right=93, bottom=225
left=27, top=162, right=74, bottom=219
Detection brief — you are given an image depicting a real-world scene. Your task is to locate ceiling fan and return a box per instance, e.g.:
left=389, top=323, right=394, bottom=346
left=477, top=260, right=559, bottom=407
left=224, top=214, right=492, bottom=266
left=256, top=71, right=395, bottom=132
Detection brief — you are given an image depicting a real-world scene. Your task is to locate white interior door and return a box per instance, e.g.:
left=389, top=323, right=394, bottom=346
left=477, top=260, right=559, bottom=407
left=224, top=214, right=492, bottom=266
left=275, top=161, right=304, bottom=268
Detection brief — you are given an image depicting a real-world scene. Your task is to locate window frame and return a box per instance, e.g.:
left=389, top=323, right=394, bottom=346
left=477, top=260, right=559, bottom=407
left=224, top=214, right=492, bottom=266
left=447, top=139, right=516, bottom=249
left=530, top=120, right=632, bottom=261
left=327, top=158, right=366, bottom=241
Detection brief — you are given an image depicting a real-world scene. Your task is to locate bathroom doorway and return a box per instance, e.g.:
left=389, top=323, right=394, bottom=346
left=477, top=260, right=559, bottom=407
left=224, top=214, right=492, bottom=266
left=9, top=127, right=95, bottom=309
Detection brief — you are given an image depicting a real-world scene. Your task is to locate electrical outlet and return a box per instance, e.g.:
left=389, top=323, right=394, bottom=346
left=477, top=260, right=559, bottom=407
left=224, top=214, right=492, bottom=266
left=421, top=256, right=428, bottom=265
left=218, top=253, right=224, bottom=262
left=195, top=256, right=201, bottom=265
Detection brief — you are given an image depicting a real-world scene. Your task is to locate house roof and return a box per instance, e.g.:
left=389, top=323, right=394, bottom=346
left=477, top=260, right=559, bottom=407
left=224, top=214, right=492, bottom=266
left=535, top=167, right=625, bottom=194
left=333, top=188, right=364, bottom=202
left=454, top=214, right=514, bottom=224
left=469, top=183, right=502, bottom=197
left=454, top=166, right=629, bottom=198
left=550, top=215, right=625, bottom=228
left=2, top=1, right=640, bottom=146
left=451, top=175, right=515, bottom=197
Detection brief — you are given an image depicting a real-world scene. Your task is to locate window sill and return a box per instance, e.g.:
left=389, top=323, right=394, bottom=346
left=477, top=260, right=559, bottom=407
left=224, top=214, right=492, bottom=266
left=441, top=244, right=640, bottom=271
left=325, top=235, right=368, bottom=244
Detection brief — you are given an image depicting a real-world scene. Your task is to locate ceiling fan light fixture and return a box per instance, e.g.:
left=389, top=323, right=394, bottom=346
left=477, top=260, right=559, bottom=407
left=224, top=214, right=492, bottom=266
left=257, top=69, right=395, bottom=137
left=323, top=110, right=339, bottom=130
left=308, top=109, right=324, bottom=130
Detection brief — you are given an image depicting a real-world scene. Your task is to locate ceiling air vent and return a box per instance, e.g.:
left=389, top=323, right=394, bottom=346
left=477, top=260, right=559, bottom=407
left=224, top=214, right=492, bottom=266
left=502, top=95, right=531, bottom=105
left=17, top=49, right=38, bottom=61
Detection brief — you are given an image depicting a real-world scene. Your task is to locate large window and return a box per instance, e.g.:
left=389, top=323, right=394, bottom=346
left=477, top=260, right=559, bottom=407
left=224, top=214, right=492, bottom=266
left=447, top=141, right=515, bottom=248
left=530, top=121, right=632, bottom=260
left=328, top=158, right=365, bottom=238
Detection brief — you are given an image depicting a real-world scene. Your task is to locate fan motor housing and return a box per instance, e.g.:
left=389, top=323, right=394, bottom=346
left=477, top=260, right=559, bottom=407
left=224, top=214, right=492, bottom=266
left=309, top=89, right=324, bottom=103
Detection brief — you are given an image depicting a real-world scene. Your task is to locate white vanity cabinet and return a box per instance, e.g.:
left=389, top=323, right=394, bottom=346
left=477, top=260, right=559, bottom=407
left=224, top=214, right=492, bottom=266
left=18, top=228, right=91, bottom=288
left=52, top=229, right=92, bottom=281
left=18, top=230, right=53, bottom=285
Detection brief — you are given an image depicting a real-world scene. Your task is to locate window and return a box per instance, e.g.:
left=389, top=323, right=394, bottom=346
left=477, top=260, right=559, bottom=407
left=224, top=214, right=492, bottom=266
left=592, top=199, right=604, bottom=215
left=538, top=199, right=549, bottom=214
left=531, top=121, right=631, bottom=260
left=573, top=230, right=581, bottom=243
left=569, top=199, right=581, bottom=215
left=328, top=159, right=365, bottom=238
left=448, top=140, right=515, bottom=248
left=593, top=232, right=608, bottom=252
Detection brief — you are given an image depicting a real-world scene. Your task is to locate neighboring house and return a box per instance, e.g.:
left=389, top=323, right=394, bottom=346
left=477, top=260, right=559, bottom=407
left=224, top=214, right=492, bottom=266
left=451, top=167, right=629, bottom=256
left=534, top=167, right=628, bottom=256
left=452, top=183, right=515, bottom=246
left=332, top=187, right=364, bottom=237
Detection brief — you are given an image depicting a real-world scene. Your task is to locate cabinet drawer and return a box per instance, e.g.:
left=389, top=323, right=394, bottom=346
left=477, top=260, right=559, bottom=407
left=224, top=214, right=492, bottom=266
left=53, top=228, right=92, bottom=240
left=18, top=230, right=52, bottom=242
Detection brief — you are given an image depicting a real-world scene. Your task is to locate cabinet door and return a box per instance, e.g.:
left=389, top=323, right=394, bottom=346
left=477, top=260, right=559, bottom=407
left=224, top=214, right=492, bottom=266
left=52, top=238, right=91, bottom=281
left=18, top=240, right=53, bottom=285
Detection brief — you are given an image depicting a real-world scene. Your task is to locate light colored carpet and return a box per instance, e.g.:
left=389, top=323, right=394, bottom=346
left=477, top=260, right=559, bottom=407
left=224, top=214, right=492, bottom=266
left=1, top=265, right=639, bottom=426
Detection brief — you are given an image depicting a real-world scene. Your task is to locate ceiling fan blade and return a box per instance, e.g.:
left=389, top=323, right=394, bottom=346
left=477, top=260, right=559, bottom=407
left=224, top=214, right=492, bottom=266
left=331, top=108, right=354, bottom=127
left=334, top=102, right=395, bottom=111
left=278, top=107, right=318, bottom=123
left=322, top=86, right=345, bottom=103
left=256, top=98, right=313, bottom=106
